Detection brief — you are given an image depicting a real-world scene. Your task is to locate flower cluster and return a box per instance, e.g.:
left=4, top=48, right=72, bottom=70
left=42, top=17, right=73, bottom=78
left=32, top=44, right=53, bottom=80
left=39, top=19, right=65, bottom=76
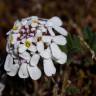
left=4, top=16, right=68, bottom=80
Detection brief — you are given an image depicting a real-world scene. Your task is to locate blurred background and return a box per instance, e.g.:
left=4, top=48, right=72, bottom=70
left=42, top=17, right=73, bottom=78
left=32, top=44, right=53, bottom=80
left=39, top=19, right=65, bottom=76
left=0, top=0, right=96, bottom=96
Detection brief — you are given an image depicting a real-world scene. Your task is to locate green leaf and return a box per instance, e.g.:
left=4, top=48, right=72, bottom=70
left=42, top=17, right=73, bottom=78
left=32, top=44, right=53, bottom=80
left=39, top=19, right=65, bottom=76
left=67, top=33, right=82, bottom=53
left=65, top=86, right=80, bottom=95
left=83, top=26, right=96, bottom=52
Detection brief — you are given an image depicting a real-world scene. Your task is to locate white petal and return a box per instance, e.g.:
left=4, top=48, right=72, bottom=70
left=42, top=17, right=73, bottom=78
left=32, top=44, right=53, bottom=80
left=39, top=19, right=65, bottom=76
left=56, top=53, right=67, bottom=64
left=19, top=51, right=30, bottom=62
left=43, top=59, right=56, bottom=76
left=30, top=54, right=40, bottom=66
left=40, top=47, right=51, bottom=59
left=53, top=26, right=68, bottom=36
left=6, top=37, right=10, bottom=53
left=47, top=27, right=55, bottom=36
left=14, top=59, right=19, bottom=64
left=53, top=35, right=67, bottom=45
left=28, top=66, right=41, bottom=80
left=28, top=45, right=37, bottom=52
left=42, top=36, right=52, bottom=44
left=37, top=41, right=44, bottom=53
left=12, top=34, right=20, bottom=44
left=18, top=63, right=29, bottom=78
left=13, top=33, right=20, bottom=38
left=7, top=64, right=19, bottom=76
left=39, top=20, right=46, bottom=25
left=56, top=59, right=66, bottom=64
left=14, top=41, right=20, bottom=48
left=21, top=19, right=27, bottom=25
left=48, top=16, right=63, bottom=26
left=18, top=44, right=27, bottom=53
left=4, top=54, right=13, bottom=71
left=36, top=30, right=42, bottom=37
left=13, top=48, right=18, bottom=55
left=39, top=26, right=47, bottom=32
left=11, top=53, right=16, bottom=58
left=6, top=30, right=12, bottom=35
left=10, top=37, right=16, bottom=45
left=50, top=43, right=63, bottom=59
left=31, top=37, right=37, bottom=43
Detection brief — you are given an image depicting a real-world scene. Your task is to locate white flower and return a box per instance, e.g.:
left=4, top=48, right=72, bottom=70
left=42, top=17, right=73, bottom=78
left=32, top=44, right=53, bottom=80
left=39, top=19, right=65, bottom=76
left=18, top=37, right=37, bottom=53
left=4, top=16, right=68, bottom=80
